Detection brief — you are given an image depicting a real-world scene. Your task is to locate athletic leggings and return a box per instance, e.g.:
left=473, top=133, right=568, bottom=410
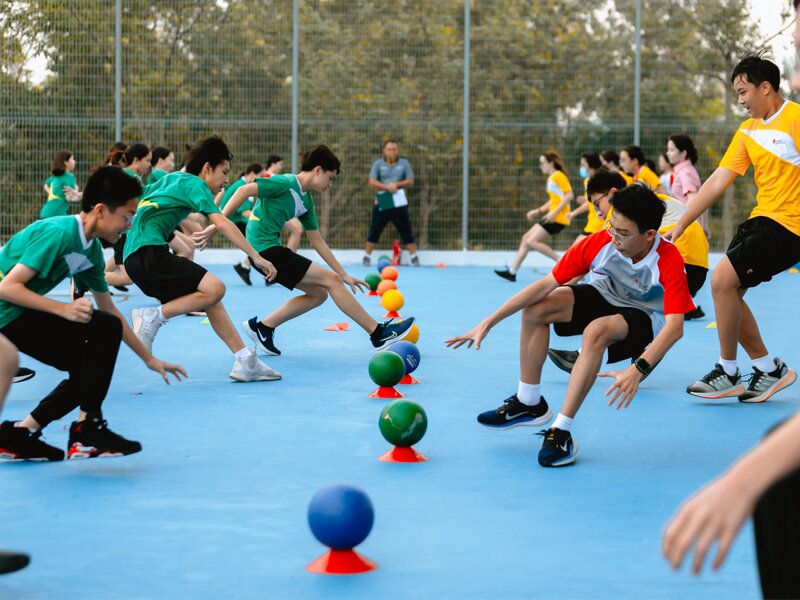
left=0, top=309, right=122, bottom=427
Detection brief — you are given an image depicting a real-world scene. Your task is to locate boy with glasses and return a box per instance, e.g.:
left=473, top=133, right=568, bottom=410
left=446, top=185, right=694, bottom=467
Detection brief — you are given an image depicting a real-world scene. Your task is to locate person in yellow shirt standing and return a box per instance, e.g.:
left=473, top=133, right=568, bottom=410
left=670, top=53, right=799, bottom=403
left=495, top=151, right=573, bottom=282
left=566, top=152, right=605, bottom=245
left=620, top=145, right=665, bottom=193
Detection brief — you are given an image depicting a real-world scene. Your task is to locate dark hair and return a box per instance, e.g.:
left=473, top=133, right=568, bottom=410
left=622, top=145, right=646, bottom=166
left=266, top=154, right=282, bottom=168
left=731, top=52, right=781, bottom=92
left=81, top=166, right=142, bottom=213
left=105, top=142, right=127, bottom=166
left=51, top=150, right=72, bottom=176
left=383, top=139, right=398, bottom=149
left=609, top=184, right=665, bottom=233
left=240, top=163, right=263, bottom=178
left=586, top=169, right=627, bottom=197
left=580, top=152, right=602, bottom=170
left=124, top=143, right=150, bottom=165
left=184, top=135, right=233, bottom=175
left=541, top=150, right=567, bottom=175
left=151, top=146, right=172, bottom=167
left=668, top=134, right=698, bottom=164
left=600, top=150, right=620, bottom=166
left=644, top=158, right=657, bottom=172
left=795, top=0, right=800, bottom=10
left=300, top=145, right=340, bottom=174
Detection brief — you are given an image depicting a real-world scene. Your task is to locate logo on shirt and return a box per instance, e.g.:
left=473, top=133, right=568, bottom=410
left=773, top=139, right=786, bottom=145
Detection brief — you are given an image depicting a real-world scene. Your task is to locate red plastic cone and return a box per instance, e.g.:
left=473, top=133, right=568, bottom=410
left=306, top=549, right=378, bottom=574
left=368, top=386, right=404, bottom=398
left=398, top=374, right=420, bottom=385
left=378, top=446, right=428, bottom=463
left=366, top=290, right=380, bottom=296
left=324, top=322, right=349, bottom=331
left=382, top=311, right=401, bottom=318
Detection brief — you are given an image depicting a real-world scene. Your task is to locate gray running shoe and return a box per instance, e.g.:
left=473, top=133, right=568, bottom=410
left=547, top=349, right=579, bottom=374
left=738, top=358, right=797, bottom=403
left=686, top=364, right=745, bottom=398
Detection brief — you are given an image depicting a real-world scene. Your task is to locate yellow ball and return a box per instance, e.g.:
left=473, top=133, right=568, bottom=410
left=381, top=289, right=405, bottom=312
left=406, top=322, right=420, bottom=344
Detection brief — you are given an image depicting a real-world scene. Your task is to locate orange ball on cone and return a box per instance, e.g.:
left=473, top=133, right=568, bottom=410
left=380, top=266, right=399, bottom=281
left=376, top=279, right=397, bottom=296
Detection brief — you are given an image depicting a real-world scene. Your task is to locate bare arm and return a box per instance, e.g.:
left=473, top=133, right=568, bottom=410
left=0, top=264, right=93, bottom=322
left=445, top=274, right=560, bottom=350
left=306, top=230, right=368, bottom=294
left=663, top=411, right=800, bottom=574
left=221, top=183, right=258, bottom=219
left=544, top=191, right=574, bottom=223
left=668, top=167, right=737, bottom=241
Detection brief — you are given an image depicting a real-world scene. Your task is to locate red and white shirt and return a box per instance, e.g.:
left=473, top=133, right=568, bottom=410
left=551, top=230, right=695, bottom=333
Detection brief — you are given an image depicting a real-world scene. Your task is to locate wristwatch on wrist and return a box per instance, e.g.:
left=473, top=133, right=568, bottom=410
left=634, top=357, right=652, bottom=376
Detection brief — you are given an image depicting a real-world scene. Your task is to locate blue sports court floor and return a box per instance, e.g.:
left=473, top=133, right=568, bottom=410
left=3, top=261, right=798, bottom=598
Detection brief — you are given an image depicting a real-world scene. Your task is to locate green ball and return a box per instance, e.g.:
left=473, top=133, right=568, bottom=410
left=379, top=400, right=428, bottom=447
left=365, top=273, right=382, bottom=291
left=378, top=254, right=391, bottom=262
left=368, top=351, right=406, bottom=387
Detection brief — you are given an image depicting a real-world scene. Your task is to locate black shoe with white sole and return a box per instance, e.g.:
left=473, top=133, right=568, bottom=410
left=477, top=395, right=552, bottom=430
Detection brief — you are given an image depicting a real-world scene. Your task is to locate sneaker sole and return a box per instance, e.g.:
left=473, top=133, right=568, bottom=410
left=373, top=319, right=417, bottom=351
left=229, top=373, right=282, bottom=382
left=478, top=407, right=553, bottom=430
left=539, top=442, right=579, bottom=467
left=0, top=451, right=59, bottom=462
left=739, top=369, right=797, bottom=404
left=11, top=374, right=35, bottom=384
left=0, top=553, right=30, bottom=575
left=67, top=444, right=142, bottom=459
left=547, top=350, right=576, bottom=374
left=131, top=310, right=144, bottom=336
left=241, top=321, right=281, bottom=356
left=686, top=384, right=746, bottom=399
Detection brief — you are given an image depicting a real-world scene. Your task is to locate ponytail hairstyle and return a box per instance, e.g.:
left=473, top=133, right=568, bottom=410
left=238, top=162, right=264, bottom=179
left=151, top=146, right=172, bottom=168
left=622, top=145, right=646, bottom=167
left=124, top=143, right=150, bottom=165
left=106, top=141, right=127, bottom=166
left=183, top=135, right=233, bottom=176
left=52, top=150, right=72, bottom=176
left=300, top=145, right=341, bottom=174
left=541, top=150, right=567, bottom=175
left=668, top=134, right=699, bottom=164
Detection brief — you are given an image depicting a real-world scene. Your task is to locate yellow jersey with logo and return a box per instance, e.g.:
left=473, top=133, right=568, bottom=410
left=582, top=177, right=604, bottom=233
left=720, top=100, right=800, bottom=236
left=546, top=170, right=572, bottom=226
left=656, top=194, right=709, bottom=269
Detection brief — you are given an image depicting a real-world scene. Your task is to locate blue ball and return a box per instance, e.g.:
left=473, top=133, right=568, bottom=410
left=386, top=340, right=421, bottom=374
left=308, top=484, right=374, bottom=550
left=377, top=258, right=391, bottom=273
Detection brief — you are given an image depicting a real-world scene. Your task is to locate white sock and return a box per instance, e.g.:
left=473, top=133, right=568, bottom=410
left=718, top=358, right=738, bottom=377
left=157, top=306, right=166, bottom=321
left=552, top=413, right=574, bottom=432
left=235, top=348, right=252, bottom=361
left=516, top=382, right=541, bottom=406
left=409, top=253, right=417, bottom=259
left=508, top=267, right=517, bottom=275
left=752, top=355, right=778, bottom=374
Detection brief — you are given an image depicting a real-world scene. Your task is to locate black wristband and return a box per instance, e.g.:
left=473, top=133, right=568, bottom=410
left=634, top=357, right=651, bottom=376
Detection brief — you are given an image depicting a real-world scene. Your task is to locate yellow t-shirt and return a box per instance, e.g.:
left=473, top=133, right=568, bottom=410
left=546, top=170, right=572, bottom=226
left=583, top=177, right=604, bottom=233
left=656, top=194, right=709, bottom=269
left=720, top=100, right=800, bottom=236
left=634, top=165, right=661, bottom=190
left=620, top=171, right=633, bottom=185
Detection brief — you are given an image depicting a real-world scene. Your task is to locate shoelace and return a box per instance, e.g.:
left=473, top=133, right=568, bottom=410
left=743, top=370, right=774, bottom=392
left=701, top=366, right=734, bottom=384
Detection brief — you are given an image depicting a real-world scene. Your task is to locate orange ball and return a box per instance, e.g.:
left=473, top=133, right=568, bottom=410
left=405, top=322, right=420, bottom=344
left=381, top=266, right=399, bottom=281
left=381, top=289, right=405, bottom=312
left=376, top=279, right=398, bottom=296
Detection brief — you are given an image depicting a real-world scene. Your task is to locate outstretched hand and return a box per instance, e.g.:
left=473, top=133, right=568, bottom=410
left=146, top=357, right=188, bottom=385
left=444, top=321, right=491, bottom=350
left=597, top=366, right=642, bottom=409
left=192, top=226, right=217, bottom=250
left=341, top=274, right=368, bottom=294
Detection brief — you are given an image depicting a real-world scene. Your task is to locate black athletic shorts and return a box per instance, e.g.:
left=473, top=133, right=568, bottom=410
left=235, top=221, right=247, bottom=237
left=685, top=264, right=708, bottom=298
left=539, top=220, right=566, bottom=236
left=124, top=245, right=208, bottom=304
left=100, top=236, right=126, bottom=265
left=367, top=205, right=415, bottom=244
left=727, top=217, right=800, bottom=289
left=251, top=246, right=312, bottom=290
left=553, top=284, right=654, bottom=363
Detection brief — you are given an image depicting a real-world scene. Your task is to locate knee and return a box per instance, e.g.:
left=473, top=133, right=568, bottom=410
left=521, top=302, right=548, bottom=325
left=308, top=287, right=329, bottom=305
left=205, top=279, right=227, bottom=304
left=581, top=319, right=614, bottom=350
left=710, top=265, right=740, bottom=296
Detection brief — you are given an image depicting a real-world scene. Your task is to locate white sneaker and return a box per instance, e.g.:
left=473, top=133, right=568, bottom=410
left=229, top=350, right=282, bottom=382
left=131, top=307, right=166, bottom=352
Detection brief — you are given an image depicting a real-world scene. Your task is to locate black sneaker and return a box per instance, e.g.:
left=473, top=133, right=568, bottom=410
left=67, top=414, right=142, bottom=459
left=0, top=421, right=64, bottom=461
left=242, top=317, right=281, bottom=355
left=477, top=395, right=552, bottom=430
left=684, top=306, right=705, bottom=320
left=537, top=427, right=578, bottom=467
left=410, top=256, right=420, bottom=267
left=362, top=255, right=371, bottom=266
left=113, top=285, right=130, bottom=292
left=547, top=349, right=579, bottom=374
left=494, top=268, right=516, bottom=282
left=686, top=364, right=745, bottom=399
left=12, top=367, right=35, bottom=384
left=370, top=318, right=416, bottom=350
left=0, top=551, right=30, bottom=575
left=233, top=263, right=252, bottom=286
left=738, top=358, right=797, bottom=403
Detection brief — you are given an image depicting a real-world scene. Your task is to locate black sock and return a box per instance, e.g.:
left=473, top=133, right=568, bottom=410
left=370, top=323, right=383, bottom=339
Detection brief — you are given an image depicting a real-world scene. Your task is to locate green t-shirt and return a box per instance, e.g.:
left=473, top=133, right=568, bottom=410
left=147, top=168, right=168, bottom=186
left=123, top=168, right=143, bottom=184
left=40, top=172, right=77, bottom=219
left=0, top=215, right=108, bottom=328
left=219, top=177, right=254, bottom=226
left=246, top=174, right=318, bottom=251
left=123, top=171, right=220, bottom=260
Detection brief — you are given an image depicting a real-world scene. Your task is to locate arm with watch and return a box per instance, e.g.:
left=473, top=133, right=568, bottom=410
left=598, top=312, right=685, bottom=409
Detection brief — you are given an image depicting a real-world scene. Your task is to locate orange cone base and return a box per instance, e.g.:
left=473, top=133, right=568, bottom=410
left=368, top=386, right=404, bottom=398
left=399, top=374, right=421, bottom=385
left=379, top=445, right=428, bottom=462
left=366, top=290, right=380, bottom=296
left=306, top=549, right=378, bottom=574
left=382, top=311, right=401, bottom=318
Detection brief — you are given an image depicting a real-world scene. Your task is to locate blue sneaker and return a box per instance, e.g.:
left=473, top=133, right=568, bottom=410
left=537, top=427, right=578, bottom=467
left=371, top=318, right=416, bottom=350
left=477, top=395, right=552, bottom=430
